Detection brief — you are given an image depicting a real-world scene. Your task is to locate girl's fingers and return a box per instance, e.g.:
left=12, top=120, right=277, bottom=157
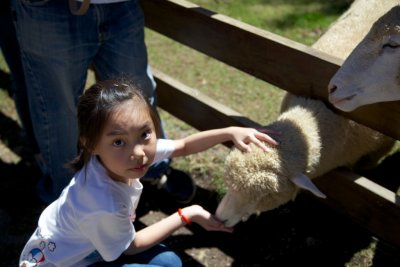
left=209, top=216, right=234, bottom=232
left=218, top=226, right=234, bottom=233
left=249, top=136, right=271, bottom=152
left=254, top=131, right=279, bottom=147
left=233, top=128, right=279, bottom=152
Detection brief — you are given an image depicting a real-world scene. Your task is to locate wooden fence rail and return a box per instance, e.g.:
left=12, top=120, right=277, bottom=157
left=140, top=0, right=400, bottom=247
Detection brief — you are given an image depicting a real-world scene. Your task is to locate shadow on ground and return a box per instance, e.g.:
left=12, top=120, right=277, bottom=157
left=1, top=110, right=400, bottom=267
left=138, top=176, right=400, bottom=267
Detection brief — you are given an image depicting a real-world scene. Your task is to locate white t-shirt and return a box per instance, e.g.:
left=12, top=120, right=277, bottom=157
left=20, top=139, right=175, bottom=267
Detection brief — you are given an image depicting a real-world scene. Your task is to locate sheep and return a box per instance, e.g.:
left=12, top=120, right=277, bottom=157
left=215, top=95, right=394, bottom=227
left=327, top=4, right=400, bottom=111
left=215, top=0, right=397, bottom=227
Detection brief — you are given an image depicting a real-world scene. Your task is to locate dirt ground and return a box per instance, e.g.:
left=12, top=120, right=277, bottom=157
left=1, top=120, right=400, bottom=266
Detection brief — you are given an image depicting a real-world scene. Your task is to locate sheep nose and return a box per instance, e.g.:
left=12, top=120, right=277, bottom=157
left=328, top=83, right=337, bottom=94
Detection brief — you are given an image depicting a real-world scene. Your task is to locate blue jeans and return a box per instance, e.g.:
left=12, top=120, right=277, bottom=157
left=0, top=1, right=39, bottom=154
left=11, top=0, right=169, bottom=203
left=88, top=244, right=182, bottom=267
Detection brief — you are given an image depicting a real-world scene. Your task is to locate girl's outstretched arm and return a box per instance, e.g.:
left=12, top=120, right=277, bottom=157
left=172, top=126, right=278, bottom=157
left=123, top=205, right=232, bottom=255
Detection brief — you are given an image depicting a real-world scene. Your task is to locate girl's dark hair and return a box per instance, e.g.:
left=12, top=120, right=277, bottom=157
left=67, top=79, right=161, bottom=172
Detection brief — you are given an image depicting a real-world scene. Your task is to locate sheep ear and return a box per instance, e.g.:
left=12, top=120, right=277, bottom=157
left=290, top=174, right=326, bottom=199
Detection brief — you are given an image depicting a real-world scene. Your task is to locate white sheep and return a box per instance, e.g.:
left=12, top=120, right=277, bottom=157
left=328, top=4, right=400, bottom=111
left=215, top=0, right=397, bottom=227
left=215, top=95, right=394, bottom=227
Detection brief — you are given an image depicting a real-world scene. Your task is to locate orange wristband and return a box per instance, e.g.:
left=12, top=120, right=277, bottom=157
left=178, top=208, right=191, bottom=225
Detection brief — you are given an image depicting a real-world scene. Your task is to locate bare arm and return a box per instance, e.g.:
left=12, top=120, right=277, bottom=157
left=124, top=205, right=232, bottom=255
left=171, top=126, right=278, bottom=157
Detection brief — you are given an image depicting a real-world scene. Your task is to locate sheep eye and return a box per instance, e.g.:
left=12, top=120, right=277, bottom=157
left=382, top=41, right=400, bottom=49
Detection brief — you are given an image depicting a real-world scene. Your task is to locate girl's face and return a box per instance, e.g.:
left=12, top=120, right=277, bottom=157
left=93, top=99, right=157, bottom=183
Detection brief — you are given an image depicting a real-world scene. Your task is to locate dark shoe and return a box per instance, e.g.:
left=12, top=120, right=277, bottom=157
left=162, top=167, right=197, bottom=204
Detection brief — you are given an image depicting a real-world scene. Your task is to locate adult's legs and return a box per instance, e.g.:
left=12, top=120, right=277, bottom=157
left=0, top=1, right=39, bottom=154
left=12, top=0, right=98, bottom=203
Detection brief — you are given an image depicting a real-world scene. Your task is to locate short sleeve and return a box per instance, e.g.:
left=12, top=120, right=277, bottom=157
left=153, top=139, right=175, bottom=164
left=79, top=211, right=134, bottom=262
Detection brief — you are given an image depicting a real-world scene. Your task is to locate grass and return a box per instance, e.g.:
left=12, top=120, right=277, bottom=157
left=190, top=0, right=350, bottom=45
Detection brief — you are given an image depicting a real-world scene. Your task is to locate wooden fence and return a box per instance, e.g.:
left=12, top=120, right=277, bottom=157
left=140, top=0, right=400, bottom=247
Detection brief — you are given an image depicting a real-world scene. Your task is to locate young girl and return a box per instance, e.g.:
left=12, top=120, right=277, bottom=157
left=20, top=79, right=278, bottom=267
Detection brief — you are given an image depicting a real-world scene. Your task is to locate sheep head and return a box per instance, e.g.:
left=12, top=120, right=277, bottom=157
left=328, top=5, right=400, bottom=111
left=215, top=144, right=325, bottom=227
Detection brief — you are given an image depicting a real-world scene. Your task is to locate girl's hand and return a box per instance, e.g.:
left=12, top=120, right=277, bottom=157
left=182, top=205, right=233, bottom=233
left=230, top=126, right=279, bottom=152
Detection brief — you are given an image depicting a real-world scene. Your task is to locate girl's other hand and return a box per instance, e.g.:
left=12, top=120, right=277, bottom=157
left=182, top=205, right=233, bottom=233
